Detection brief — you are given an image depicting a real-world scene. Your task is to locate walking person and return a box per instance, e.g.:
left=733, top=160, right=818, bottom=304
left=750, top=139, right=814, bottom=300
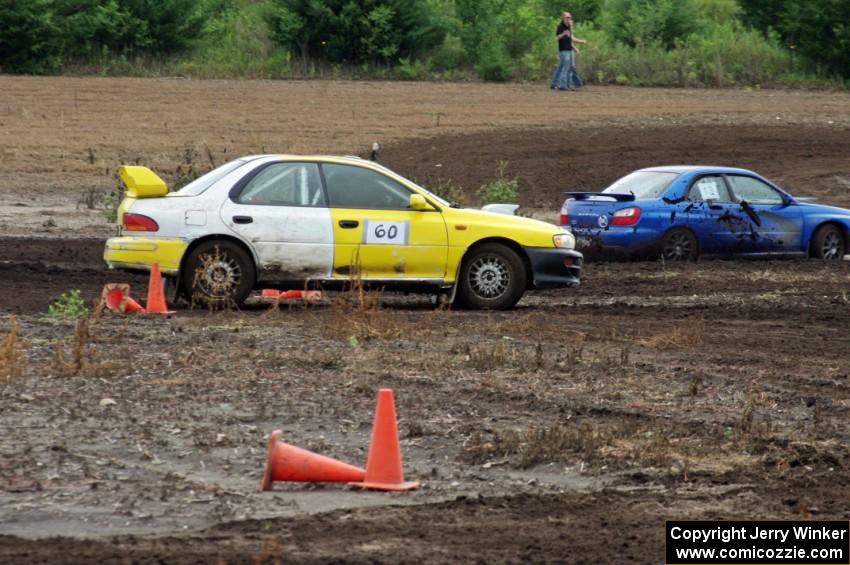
left=549, top=12, right=586, bottom=91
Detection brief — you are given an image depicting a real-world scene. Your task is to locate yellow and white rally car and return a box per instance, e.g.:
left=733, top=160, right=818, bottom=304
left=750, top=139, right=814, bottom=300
left=104, top=155, right=583, bottom=309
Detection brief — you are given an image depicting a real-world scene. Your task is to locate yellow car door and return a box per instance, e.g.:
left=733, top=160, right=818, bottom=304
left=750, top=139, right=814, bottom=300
left=323, top=162, right=448, bottom=280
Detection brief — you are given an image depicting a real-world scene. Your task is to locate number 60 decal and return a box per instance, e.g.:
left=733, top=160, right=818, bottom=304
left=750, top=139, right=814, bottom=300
left=363, top=220, right=409, bottom=245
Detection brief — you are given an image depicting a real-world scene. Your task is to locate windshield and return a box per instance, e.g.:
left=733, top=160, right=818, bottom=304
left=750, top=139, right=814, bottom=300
left=602, top=171, right=679, bottom=199
left=174, top=159, right=250, bottom=196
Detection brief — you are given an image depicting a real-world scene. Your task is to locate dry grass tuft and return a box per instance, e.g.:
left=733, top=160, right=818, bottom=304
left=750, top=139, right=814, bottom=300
left=1, top=316, right=25, bottom=382
left=638, top=319, right=704, bottom=348
left=467, top=422, right=614, bottom=468
left=323, top=272, right=423, bottom=340
left=466, top=419, right=733, bottom=472
left=463, top=340, right=588, bottom=374
left=52, top=317, right=119, bottom=377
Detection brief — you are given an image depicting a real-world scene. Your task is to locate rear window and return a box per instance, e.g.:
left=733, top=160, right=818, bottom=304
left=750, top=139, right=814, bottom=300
left=602, top=171, right=678, bottom=199
left=174, top=159, right=250, bottom=196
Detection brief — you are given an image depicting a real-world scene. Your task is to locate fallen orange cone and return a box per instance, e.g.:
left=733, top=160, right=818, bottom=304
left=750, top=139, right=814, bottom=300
left=350, top=388, right=419, bottom=491
left=261, top=289, right=281, bottom=301
left=261, top=430, right=366, bottom=491
left=100, top=283, right=145, bottom=314
left=145, top=262, right=175, bottom=315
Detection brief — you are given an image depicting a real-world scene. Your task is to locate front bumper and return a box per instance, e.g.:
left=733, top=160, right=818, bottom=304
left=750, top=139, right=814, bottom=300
left=104, top=236, right=189, bottom=275
left=525, top=247, right=583, bottom=289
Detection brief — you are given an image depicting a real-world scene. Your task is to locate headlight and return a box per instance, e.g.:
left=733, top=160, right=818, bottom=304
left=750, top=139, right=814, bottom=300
left=553, top=232, right=575, bottom=249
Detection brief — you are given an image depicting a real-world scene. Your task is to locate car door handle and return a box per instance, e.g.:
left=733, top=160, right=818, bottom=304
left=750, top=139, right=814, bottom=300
left=233, top=216, right=253, bottom=224
left=339, top=220, right=359, bottom=229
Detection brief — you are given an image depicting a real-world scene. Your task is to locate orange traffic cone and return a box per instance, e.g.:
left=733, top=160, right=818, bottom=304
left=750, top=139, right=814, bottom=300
left=279, top=290, right=303, bottom=300
left=261, top=430, right=366, bottom=491
left=145, top=262, right=174, bottom=315
left=100, top=283, right=145, bottom=314
left=261, top=289, right=281, bottom=300
left=350, top=389, right=419, bottom=491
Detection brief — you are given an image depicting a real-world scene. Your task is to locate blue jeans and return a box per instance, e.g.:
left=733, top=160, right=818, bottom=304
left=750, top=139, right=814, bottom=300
left=571, top=67, right=583, bottom=87
left=550, top=50, right=575, bottom=89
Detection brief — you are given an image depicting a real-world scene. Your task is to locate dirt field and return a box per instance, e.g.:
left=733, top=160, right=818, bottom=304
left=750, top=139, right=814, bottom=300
left=1, top=77, right=850, bottom=563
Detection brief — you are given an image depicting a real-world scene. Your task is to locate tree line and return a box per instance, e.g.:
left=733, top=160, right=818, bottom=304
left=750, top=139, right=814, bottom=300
left=1, top=0, right=847, bottom=86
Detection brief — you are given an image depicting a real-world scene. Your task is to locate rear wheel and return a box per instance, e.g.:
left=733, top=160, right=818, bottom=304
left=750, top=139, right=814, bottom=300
left=182, top=240, right=255, bottom=308
left=660, top=228, right=698, bottom=261
left=457, top=243, right=527, bottom=310
left=811, top=224, right=845, bottom=260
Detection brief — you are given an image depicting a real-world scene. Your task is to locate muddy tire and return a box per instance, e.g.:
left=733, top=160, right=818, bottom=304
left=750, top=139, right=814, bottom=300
left=182, top=240, right=255, bottom=308
left=457, top=243, right=527, bottom=310
left=660, top=228, right=698, bottom=261
left=811, top=224, right=845, bottom=260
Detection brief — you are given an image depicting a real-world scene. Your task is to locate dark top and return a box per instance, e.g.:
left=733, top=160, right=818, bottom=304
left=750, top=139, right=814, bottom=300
left=556, top=22, right=572, bottom=51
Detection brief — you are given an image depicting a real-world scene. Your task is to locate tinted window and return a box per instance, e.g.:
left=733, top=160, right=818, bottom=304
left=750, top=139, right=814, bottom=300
left=727, top=175, right=784, bottom=204
left=602, top=171, right=678, bottom=199
left=688, top=175, right=732, bottom=202
left=236, top=163, right=325, bottom=206
left=323, top=164, right=412, bottom=209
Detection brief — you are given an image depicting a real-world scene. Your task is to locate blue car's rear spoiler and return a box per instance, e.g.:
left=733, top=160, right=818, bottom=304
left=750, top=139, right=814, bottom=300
left=564, top=192, right=636, bottom=202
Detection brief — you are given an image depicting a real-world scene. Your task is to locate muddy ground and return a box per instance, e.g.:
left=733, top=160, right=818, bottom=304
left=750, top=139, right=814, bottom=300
left=1, top=78, right=850, bottom=563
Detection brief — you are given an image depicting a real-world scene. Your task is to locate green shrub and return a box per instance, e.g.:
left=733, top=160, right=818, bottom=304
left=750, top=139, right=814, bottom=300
left=48, top=289, right=89, bottom=319
left=685, top=23, right=791, bottom=86
left=476, top=44, right=512, bottom=82
left=477, top=161, right=518, bottom=204
left=396, top=56, right=431, bottom=80
left=427, top=34, right=467, bottom=70
left=267, top=0, right=446, bottom=66
left=0, top=0, right=62, bottom=73
left=601, top=0, right=699, bottom=49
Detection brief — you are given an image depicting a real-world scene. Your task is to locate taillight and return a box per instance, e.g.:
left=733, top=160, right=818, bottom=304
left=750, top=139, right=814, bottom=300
left=559, top=204, right=570, bottom=226
left=123, top=213, right=159, bottom=232
left=610, top=207, right=641, bottom=226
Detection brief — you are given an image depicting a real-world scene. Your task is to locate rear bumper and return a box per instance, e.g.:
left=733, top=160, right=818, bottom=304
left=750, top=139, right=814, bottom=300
left=572, top=226, right=660, bottom=249
left=104, top=236, right=188, bottom=275
left=525, top=247, right=583, bottom=289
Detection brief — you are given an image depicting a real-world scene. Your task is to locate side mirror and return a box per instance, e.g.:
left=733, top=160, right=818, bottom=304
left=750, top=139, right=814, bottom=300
left=409, top=194, right=434, bottom=211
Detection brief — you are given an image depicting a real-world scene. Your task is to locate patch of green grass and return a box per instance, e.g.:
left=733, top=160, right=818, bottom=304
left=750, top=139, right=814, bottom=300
left=477, top=161, right=518, bottom=204
left=48, top=289, right=89, bottom=319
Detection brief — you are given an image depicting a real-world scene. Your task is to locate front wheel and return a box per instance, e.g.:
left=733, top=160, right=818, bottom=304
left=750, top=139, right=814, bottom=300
left=660, top=228, right=698, bottom=261
left=457, top=243, right=527, bottom=310
left=811, top=225, right=846, bottom=260
left=182, top=240, right=255, bottom=308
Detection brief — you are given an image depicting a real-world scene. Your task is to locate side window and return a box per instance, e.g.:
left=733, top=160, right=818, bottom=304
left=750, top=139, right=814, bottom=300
left=236, top=163, right=326, bottom=207
left=687, top=175, right=732, bottom=203
left=727, top=175, right=784, bottom=205
left=322, top=164, right=412, bottom=209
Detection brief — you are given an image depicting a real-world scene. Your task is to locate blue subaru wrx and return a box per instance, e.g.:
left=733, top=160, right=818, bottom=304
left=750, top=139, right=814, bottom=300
left=559, top=166, right=850, bottom=261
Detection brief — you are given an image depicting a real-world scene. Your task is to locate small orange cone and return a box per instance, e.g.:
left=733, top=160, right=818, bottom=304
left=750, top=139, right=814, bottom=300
left=100, top=283, right=145, bottom=313
left=261, top=289, right=281, bottom=300
left=261, top=430, right=366, bottom=491
left=279, top=290, right=303, bottom=300
left=350, top=389, right=419, bottom=491
left=145, top=262, right=175, bottom=315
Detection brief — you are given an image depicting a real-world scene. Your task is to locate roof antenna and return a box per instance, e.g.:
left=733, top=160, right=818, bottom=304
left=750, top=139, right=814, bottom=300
left=370, top=142, right=380, bottom=162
